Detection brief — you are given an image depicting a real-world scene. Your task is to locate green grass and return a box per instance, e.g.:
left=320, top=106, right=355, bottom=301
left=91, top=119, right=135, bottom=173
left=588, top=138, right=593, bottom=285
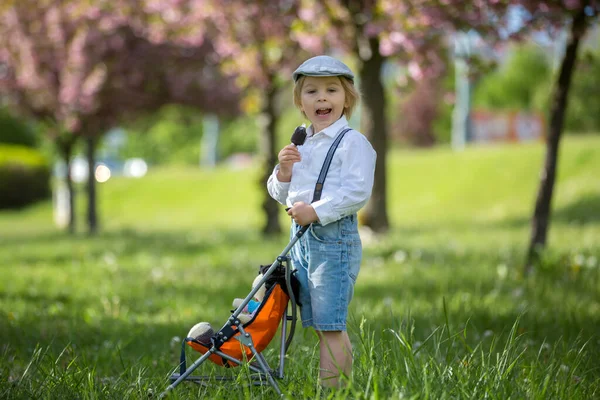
left=1, top=135, right=599, bottom=399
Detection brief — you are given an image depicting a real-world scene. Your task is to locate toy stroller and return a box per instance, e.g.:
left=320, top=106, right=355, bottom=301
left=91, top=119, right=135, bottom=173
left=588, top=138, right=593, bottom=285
left=160, top=126, right=351, bottom=398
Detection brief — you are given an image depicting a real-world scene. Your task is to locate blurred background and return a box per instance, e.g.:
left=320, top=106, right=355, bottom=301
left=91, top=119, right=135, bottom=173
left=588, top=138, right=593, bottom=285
left=0, top=1, right=598, bottom=253
left=1, top=2, right=599, bottom=244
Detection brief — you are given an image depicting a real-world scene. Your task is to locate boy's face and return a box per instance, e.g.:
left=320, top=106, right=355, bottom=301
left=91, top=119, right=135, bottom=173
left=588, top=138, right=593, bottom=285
left=299, top=76, right=348, bottom=133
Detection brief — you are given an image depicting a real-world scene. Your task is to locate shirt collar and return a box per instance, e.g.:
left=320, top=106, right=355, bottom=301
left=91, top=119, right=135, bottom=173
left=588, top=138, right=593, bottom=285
left=307, top=115, right=349, bottom=138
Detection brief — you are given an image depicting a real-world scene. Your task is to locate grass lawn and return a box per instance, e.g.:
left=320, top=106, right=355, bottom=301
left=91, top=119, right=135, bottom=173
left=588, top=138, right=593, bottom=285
left=1, top=135, right=599, bottom=399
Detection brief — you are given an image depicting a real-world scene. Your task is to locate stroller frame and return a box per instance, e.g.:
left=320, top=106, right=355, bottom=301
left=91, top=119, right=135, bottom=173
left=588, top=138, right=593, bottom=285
left=160, top=228, right=307, bottom=398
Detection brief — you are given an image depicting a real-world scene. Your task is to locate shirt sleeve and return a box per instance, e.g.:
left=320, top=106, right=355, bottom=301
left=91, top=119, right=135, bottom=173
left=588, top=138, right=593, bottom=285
left=311, top=133, right=377, bottom=226
left=267, top=164, right=290, bottom=206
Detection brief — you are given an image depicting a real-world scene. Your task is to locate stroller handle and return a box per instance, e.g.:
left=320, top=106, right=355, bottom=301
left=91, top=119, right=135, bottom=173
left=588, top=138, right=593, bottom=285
left=228, top=222, right=308, bottom=324
left=297, top=224, right=309, bottom=236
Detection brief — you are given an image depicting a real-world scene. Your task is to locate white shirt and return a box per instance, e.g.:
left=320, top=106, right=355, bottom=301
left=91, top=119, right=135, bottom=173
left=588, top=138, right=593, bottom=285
left=267, top=116, right=376, bottom=226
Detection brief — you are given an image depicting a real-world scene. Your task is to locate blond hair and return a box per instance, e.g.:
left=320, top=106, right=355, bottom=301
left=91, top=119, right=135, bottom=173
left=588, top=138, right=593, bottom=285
left=293, top=75, right=360, bottom=120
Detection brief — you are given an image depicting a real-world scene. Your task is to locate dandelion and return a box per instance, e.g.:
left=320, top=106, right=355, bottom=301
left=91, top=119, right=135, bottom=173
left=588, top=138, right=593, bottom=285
left=574, top=254, right=586, bottom=266
left=394, top=250, right=407, bottom=263
left=497, top=263, right=508, bottom=279
left=541, top=342, right=551, bottom=351
left=586, top=256, right=597, bottom=269
left=170, top=336, right=181, bottom=349
left=103, top=252, right=117, bottom=266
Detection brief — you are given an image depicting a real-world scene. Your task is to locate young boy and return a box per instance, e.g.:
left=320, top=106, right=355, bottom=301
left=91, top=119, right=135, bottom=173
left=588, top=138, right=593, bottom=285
left=267, top=55, right=376, bottom=387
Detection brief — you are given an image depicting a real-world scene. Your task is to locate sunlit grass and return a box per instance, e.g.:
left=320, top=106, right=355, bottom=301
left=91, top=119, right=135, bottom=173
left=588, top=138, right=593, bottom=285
left=1, top=135, right=599, bottom=398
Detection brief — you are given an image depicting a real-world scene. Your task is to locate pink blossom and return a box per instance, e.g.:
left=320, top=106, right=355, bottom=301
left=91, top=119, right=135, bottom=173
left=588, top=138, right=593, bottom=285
left=380, top=37, right=396, bottom=57
left=563, top=0, right=582, bottom=9
left=295, top=33, right=323, bottom=53
left=389, top=31, right=407, bottom=45
left=408, top=61, right=423, bottom=80
left=81, top=64, right=107, bottom=98
left=298, top=7, right=315, bottom=21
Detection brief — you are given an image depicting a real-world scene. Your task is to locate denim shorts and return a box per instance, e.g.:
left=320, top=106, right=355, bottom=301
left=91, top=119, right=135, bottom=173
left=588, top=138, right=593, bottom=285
left=289, top=214, right=362, bottom=331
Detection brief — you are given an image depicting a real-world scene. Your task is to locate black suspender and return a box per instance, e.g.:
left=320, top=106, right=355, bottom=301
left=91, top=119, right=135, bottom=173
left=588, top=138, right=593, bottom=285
left=311, top=128, right=351, bottom=203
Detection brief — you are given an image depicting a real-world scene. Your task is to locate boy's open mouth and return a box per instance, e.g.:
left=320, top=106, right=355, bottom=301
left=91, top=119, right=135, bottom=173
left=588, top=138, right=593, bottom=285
left=316, top=108, right=332, bottom=115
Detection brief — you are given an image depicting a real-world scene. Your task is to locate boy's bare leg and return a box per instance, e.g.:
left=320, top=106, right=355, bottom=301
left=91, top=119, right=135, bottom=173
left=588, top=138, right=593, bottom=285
left=317, top=330, right=353, bottom=387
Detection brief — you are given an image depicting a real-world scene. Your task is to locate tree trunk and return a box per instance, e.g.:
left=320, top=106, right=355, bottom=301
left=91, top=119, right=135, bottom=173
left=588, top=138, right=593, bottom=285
left=259, top=84, right=281, bottom=236
left=86, top=136, right=98, bottom=235
left=358, top=36, right=389, bottom=232
left=60, top=140, right=76, bottom=234
left=525, top=9, right=587, bottom=271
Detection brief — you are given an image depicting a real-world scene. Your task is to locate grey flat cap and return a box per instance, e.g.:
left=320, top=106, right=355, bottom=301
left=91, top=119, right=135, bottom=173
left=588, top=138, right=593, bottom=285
left=293, top=55, right=354, bottom=83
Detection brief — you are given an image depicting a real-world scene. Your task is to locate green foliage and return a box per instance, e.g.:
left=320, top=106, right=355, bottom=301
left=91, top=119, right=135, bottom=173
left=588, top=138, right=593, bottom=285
left=431, top=66, right=456, bottom=145
left=0, top=108, right=37, bottom=148
left=565, top=48, right=600, bottom=133
left=218, top=115, right=260, bottom=157
left=0, top=144, right=50, bottom=209
left=119, top=105, right=206, bottom=165
left=473, top=43, right=551, bottom=111
left=474, top=37, right=600, bottom=134
left=117, top=92, right=306, bottom=166
left=120, top=106, right=266, bottom=166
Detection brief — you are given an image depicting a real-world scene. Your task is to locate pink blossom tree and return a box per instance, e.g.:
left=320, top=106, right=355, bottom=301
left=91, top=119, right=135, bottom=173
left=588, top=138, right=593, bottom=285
left=295, top=0, right=509, bottom=232
left=0, top=0, right=240, bottom=233
left=202, top=0, right=313, bottom=234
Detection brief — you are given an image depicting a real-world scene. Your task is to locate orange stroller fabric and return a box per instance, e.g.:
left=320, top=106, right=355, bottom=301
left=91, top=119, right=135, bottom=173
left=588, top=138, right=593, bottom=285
left=187, top=284, right=289, bottom=367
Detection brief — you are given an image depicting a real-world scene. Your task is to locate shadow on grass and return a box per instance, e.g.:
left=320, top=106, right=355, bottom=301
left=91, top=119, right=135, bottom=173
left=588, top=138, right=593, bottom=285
left=3, top=259, right=599, bottom=356
left=0, top=227, right=289, bottom=267
left=391, top=192, right=600, bottom=235
left=553, top=193, right=600, bottom=224
left=2, top=262, right=600, bottom=399
left=355, top=274, right=600, bottom=338
left=489, top=192, right=600, bottom=229
left=1, top=218, right=599, bottom=388
left=4, top=192, right=598, bottom=268
left=485, top=193, right=600, bottom=229
left=3, top=284, right=599, bottom=390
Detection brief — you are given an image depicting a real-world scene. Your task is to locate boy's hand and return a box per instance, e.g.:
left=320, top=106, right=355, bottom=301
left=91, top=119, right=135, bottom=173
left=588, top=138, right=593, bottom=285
left=287, top=202, right=318, bottom=226
left=277, top=145, right=301, bottom=182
